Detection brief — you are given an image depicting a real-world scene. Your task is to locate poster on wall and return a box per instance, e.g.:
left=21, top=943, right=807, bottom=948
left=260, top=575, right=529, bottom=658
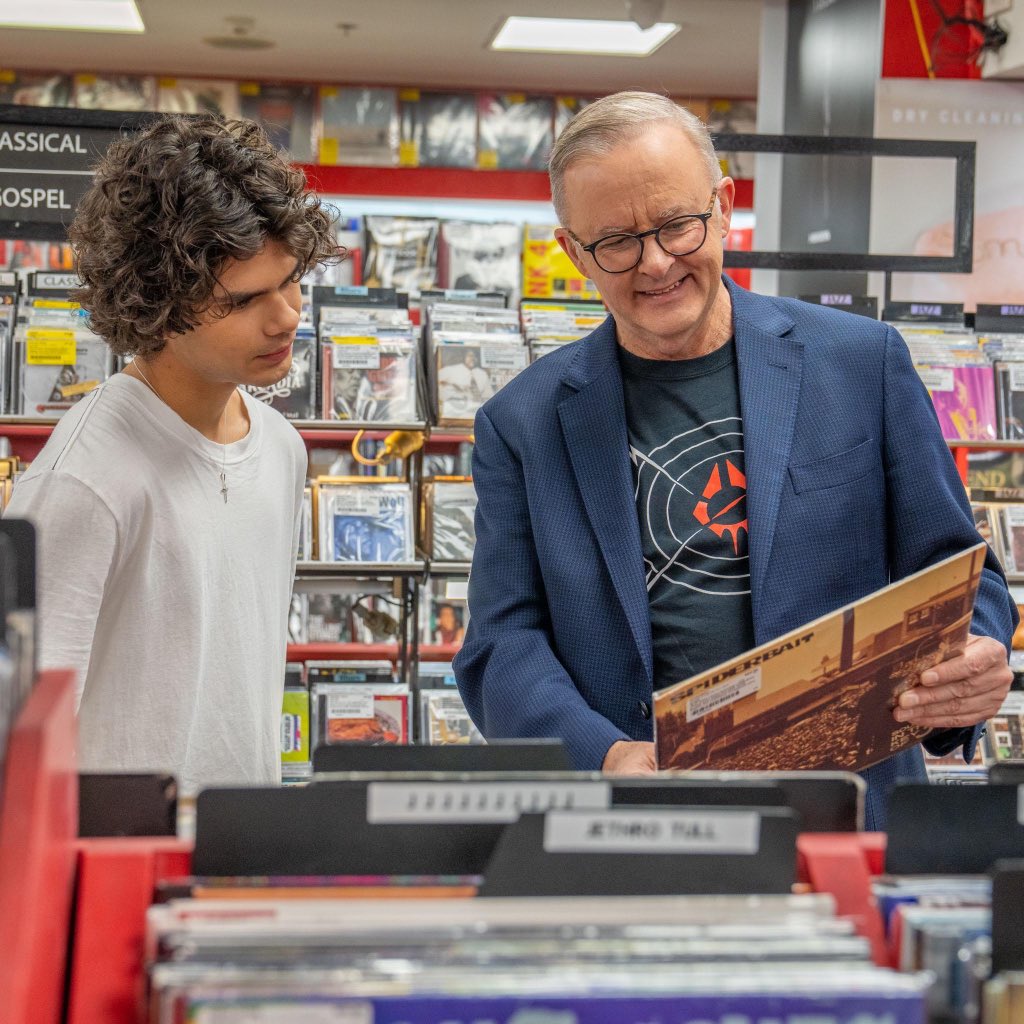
left=870, top=78, right=1024, bottom=311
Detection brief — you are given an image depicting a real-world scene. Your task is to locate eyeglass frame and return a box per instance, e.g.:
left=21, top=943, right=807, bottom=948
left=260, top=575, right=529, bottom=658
left=568, top=188, right=719, bottom=274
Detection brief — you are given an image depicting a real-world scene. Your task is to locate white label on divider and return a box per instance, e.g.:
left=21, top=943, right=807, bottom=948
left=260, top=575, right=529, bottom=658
left=1010, top=365, right=1024, bottom=392
left=686, top=667, right=761, bottom=723
left=327, top=689, right=375, bottom=720
left=367, top=781, right=611, bottom=824
left=195, top=1002, right=373, bottom=1023
left=543, top=809, right=760, bottom=855
left=917, top=367, right=955, bottom=392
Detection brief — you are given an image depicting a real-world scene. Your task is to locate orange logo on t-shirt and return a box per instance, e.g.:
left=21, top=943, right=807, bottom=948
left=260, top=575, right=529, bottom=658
left=693, top=458, right=749, bottom=555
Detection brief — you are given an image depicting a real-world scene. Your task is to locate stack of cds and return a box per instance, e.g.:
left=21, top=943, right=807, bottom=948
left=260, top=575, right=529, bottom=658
left=146, top=894, right=929, bottom=1022
left=11, top=272, right=113, bottom=419
left=425, top=303, right=525, bottom=427
left=314, top=478, right=415, bottom=564
left=244, top=326, right=318, bottom=420
left=521, top=299, right=607, bottom=361
left=318, top=302, right=419, bottom=424
left=417, top=662, right=483, bottom=745
left=0, top=273, right=17, bottom=414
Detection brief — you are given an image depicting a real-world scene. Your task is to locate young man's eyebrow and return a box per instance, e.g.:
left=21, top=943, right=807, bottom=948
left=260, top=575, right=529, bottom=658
left=226, top=260, right=303, bottom=305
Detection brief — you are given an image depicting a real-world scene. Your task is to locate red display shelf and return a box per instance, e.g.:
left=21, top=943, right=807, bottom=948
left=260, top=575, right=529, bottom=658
left=297, top=163, right=755, bottom=210
left=0, top=669, right=78, bottom=1024
left=948, top=439, right=1024, bottom=487
left=288, top=642, right=460, bottom=662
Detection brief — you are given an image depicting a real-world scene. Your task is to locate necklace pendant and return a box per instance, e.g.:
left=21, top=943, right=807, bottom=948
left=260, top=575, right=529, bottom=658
left=220, top=471, right=228, bottom=504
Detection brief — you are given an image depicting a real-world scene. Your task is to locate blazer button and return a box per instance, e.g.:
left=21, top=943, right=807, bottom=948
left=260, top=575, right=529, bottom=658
left=639, top=700, right=651, bottom=719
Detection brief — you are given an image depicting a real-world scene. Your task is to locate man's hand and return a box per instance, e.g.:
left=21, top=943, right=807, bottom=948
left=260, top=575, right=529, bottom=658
left=894, top=634, right=1012, bottom=728
left=601, top=740, right=657, bottom=775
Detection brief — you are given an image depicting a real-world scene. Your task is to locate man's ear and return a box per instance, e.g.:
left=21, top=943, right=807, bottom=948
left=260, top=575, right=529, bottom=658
left=554, top=228, right=591, bottom=279
left=715, top=176, right=736, bottom=238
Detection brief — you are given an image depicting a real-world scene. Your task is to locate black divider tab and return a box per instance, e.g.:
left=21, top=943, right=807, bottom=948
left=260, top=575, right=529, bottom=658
left=312, top=740, right=571, bottom=773
left=78, top=773, right=177, bottom=837
left=992, top=859, right=1024, bottom=975
left=480, top=806, right=798, bottom=897
left=886, top=784, right=1024, bottom=874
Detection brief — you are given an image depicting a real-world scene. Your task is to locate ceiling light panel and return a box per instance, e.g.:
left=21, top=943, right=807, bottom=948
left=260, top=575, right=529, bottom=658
left=489, top=16, right=679, bottom=57
left=0, top=0, right=145, bottom=32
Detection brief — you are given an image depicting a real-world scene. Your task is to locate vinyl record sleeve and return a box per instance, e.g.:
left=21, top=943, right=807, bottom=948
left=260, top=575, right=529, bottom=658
left=364, top=216, right=439, bottom=293
left=0, top=72, right=71, bottom=106
left=319, top=86, right=398, bottom=166
left=19, top=338, right=111, bottom=417
left=157, top=77, right=241, bottom=118
left=998, top=505, right=1024, bottom=574
left=996, top=362, right=1024, bottom=440
left=72, top=74, right=156, bottom=111
left=240, top=82, right=315, bottom=162
left=477, top=94, right=554, bottom=170
left=420, top=690, right=484, bottom=746
left=322, top=336, right=417, bottom=422
left=244, top=334, right=316, bottom=419
left=399, top=91, right=477, bottom=168
left=311, top=681, right=409, bottom=746
left=917, top=363, right=997, bottom=441
left=655, top=544, right=985, bottom=773
left=438, top=221, right=521, bottom=300
left=423, top=479, right=477, bottom=561
left=317, top=482, right=414, bottom=563
left=435, top=341, right=527, bottom=426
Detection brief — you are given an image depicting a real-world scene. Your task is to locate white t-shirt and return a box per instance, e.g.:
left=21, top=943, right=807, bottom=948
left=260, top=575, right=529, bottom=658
left=4, top=374, right=307, bottom=793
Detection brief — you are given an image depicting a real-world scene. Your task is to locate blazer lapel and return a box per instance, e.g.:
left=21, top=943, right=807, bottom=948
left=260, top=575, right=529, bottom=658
left=558, top=321, right=653, bottom=682
left=731, top=283, right=803, bottom=637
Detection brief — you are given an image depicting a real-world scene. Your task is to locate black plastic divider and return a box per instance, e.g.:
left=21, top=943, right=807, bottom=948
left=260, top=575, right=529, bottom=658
left=479, top=807, right=799, bottom=897
left=312, top=740, right=571, bottom=773
left=193, top=773, right=849, bottom=878
left=991, top=859, right=1024, bottom=975
left=886, top=784, right=1024, bottom=874
left=988, top=764, right=1024, bottom=785
left=78, top=773, right=177, bottom=837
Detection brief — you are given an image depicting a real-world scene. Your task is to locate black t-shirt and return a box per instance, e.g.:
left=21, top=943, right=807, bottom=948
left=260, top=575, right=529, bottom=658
left=619, top=338, right=756, bottom=689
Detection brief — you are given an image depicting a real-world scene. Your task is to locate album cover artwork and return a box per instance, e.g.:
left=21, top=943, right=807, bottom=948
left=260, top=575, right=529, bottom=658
left=477, top=94, right=554, bottom=170
left=318, top=86, right=398, bottom=166
left=19, top=339, right=111, bottom=417
left=244, top=334, right=316, bottom=419
left=72, top=74, right=157, bottom=111
left=157, top=77, right=241, bottom=118
left=438, top=221, right=521, bottom=299
left=917, top=364, right=997, bottom=441
left=311, top=679, right=409, bottom=746
left=423, top=479, right=477, bottom=561
left=420, top=690, right=484, bottom=746
left=280, top=687, right=311, bottom=766
left=998, top=506, right=1024, bottom=575
left=364, top=216, right=439, bottom=293
left=399, top=90, right=477, bottom=168
left=322, top=338, right=418, bottom=423
left=0, top=72, right=72, bottom=106
left=317, top=481, right=414, bottom=563
left=240, top=82, right=315, bottom=161
left=995, top=362, right=1024, bottom=440
left=435, top=341, right=527, bottom=426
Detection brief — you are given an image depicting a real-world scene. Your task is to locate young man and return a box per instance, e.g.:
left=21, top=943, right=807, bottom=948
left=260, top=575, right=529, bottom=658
left=5, top=116, right=338, bottom=793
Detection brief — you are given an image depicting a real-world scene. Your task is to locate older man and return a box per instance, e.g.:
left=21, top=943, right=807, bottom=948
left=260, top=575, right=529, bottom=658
left=453, top=91, right=1015, bottom=828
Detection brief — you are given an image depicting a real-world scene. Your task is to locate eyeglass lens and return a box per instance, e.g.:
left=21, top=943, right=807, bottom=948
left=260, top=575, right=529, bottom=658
left=593, top=216, right=708, bottom=273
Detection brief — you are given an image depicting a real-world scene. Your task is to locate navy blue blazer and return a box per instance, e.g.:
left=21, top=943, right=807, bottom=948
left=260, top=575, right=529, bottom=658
left=454, top=280, right=1017, bottom=830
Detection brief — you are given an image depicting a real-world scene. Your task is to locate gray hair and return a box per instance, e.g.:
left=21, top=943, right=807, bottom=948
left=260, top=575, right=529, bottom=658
left=548, top=91, right=721, bottom=225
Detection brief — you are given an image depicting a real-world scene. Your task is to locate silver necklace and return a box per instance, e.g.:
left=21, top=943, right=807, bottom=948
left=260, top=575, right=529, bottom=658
left=132, top=360, right=229, bottom=503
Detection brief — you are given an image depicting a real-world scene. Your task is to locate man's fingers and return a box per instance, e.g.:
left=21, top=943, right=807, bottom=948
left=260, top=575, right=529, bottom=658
left=919, top=636, right=1004, bottom=687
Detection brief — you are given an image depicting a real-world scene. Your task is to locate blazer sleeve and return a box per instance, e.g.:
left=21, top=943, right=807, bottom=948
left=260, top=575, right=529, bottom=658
left=881, top=324, right=1019, bottom=759
left=453, top=405, right=630, bottom=768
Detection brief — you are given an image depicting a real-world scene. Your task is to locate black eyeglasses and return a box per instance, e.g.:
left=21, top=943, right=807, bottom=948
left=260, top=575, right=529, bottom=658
left=572, top=189, right=718, bottom=274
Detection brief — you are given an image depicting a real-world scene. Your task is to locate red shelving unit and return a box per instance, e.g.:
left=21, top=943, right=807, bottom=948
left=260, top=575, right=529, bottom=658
left=288, top=642, right=460, bottom=662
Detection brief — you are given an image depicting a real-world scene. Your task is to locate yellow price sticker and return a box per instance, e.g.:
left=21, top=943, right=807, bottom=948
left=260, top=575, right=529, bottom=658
left=318, top=137, right=340, bottom=165
left=26, top=329, right=76, bottom=366
left=32, top=299, right=80, bottom=310
left=239, top=81, right=260, bottom=96
left=157, top=77, right=178, bottom=89
left=506, top=93, right=527, bottom=104
left=477, top=149, right=499, bottom=170
left=331, top=336, right=378, bottom=345
left=398, top=140, right=418, bottom=167
left=399, top=88, right=421, bottom=102
left=0, top=70, right=15, bottom=85
left=75, top=74, right=97, bottom=86
left=320, top=85, right=339, bottom=99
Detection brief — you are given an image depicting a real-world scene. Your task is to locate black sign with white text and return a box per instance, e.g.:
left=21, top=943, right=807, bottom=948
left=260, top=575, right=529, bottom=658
left=0, top=105, right=155, bottom=239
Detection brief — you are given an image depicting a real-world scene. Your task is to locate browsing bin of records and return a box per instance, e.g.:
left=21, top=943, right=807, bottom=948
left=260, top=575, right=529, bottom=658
left=314, top=478, right=415, bottom=564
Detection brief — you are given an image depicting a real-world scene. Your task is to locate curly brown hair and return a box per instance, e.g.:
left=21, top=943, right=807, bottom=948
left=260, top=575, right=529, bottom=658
left=70, top=115, right=341, bottom=357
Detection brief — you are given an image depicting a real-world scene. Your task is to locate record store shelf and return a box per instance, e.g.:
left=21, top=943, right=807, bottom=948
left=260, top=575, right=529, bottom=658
left=295, top=559, right=428, bottom=579
left=287, top=642, right=460, bottom=662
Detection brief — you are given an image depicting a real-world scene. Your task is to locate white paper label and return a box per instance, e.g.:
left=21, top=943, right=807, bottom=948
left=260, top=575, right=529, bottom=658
left=917, top=367, right=955, bottom=392
left=686, top=667, right=762, bottom=723
left=1009, top=365, right=1024, bottom=392
left=543, top=809, right=761, bottom=855
left=366, top=781, right=610, bottom=823
left=445, top=580, right=469, bottom=600
left=326, top=689, right=375, bottom=720
left=480, top=344, right=526, bottom=369
left=332, top=336, right=380, bottom=369
left=195, top=1002, right=373, bottom=1024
